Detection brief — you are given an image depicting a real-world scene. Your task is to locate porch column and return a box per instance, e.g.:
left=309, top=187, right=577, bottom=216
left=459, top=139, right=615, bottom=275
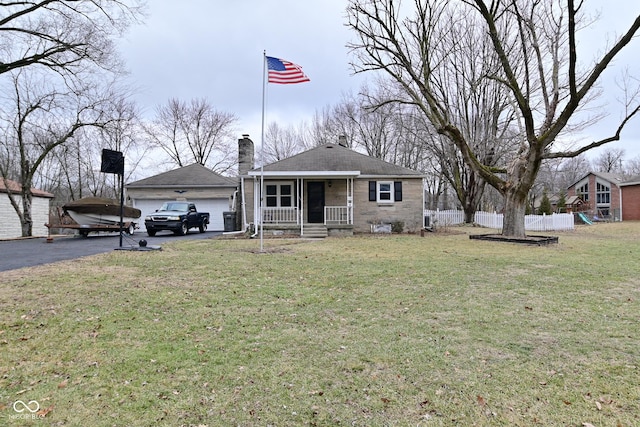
left=348, top=177, right=354, bottom=225
left=254, top=178, right=261, bottom=226
left=300, top=177, right=304, bottom=236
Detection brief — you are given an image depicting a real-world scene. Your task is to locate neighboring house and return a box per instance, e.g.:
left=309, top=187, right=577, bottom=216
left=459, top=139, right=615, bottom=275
left=126, top=163, right=238, bottom=231
left=567, top=171, right=637, bottom=221
left=238, top=135, right=425, bottom=236
left=0, top=178, right=54, bottom=239
left=619, top=174, right=640, bottom=221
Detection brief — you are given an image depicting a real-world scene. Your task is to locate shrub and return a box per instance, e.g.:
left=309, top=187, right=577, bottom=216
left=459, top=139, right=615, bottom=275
left=391, top=220, right=404, bottom=233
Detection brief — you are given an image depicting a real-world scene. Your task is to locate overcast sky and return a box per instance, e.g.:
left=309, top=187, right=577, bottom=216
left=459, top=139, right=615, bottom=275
left=117, top=0, right=640, bottom=163
left=118, top=0, right=362, bottom=145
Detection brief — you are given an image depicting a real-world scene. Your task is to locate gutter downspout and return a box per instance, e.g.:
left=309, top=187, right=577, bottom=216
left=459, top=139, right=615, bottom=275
left=619, top=185, right=623, bottom=221
left=240, top=177, right=248, bottom=231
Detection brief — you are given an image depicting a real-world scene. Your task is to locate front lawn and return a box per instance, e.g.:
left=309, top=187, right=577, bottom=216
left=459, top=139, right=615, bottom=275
left=1, top=223, right=638, bottom=426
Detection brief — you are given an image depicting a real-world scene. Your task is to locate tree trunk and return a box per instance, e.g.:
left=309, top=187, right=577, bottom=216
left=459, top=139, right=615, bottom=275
left=463, top=202, right=475, bottom=224
left=502, top=189, right=527, bottom=238
left=21, top=191, right=33, bottom=237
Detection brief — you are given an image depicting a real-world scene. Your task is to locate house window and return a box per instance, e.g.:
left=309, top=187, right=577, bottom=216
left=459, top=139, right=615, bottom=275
left=379, top=182, right=393, bottom=201
left=596, top=182, right=610, bottom=205
left=576, top=181, right=589, bottom=202
left=265, top=182, right=293, bottom=207
left=369, top=181, right=403, bottom=203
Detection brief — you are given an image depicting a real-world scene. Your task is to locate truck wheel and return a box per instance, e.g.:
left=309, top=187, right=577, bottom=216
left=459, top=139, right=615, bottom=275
left=177, top=222, right=188, bottom=236
left=127, top=223, right=135, bottom=235
left=199, top=221, right=207, bottom=233
left=147, top=230, right=156, bottom=237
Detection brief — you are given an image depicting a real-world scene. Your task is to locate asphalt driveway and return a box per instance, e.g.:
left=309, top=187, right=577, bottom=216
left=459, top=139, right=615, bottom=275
left=0, top=230, right=222, bottom=272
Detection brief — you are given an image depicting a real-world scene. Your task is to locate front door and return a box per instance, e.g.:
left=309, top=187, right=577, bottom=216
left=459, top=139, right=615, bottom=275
left=307, top=181, right=325, bottom=223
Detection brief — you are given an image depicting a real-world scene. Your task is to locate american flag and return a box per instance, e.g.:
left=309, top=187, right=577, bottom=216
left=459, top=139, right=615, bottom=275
left=266, top=56, right=310, bottom=84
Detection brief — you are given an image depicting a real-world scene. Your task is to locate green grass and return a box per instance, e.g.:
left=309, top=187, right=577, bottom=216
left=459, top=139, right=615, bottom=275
left=1, top=223, right=639, bottom=426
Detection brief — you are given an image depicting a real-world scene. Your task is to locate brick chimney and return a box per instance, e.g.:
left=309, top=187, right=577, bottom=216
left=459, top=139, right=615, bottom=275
left=236, top=134, right=254, bottom=231
left=238, top=134, right=254, bottom=176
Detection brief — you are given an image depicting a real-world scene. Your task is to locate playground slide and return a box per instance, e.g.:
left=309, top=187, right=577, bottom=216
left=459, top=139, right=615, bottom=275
left=578, top=212, right=593, bottom=225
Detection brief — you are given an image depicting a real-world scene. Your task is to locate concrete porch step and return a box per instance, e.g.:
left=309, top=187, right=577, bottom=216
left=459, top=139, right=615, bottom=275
left=303, top=224, right=328, bottom=238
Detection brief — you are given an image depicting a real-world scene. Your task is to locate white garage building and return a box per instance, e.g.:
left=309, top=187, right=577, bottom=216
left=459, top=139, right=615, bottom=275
left=126, top=164, right=238, bottom=232
left=0, top=178, right=54, bottom=239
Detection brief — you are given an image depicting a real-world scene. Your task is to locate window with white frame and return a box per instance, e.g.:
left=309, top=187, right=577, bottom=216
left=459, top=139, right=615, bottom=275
left=265, top=182, right=293, bottom=207
left=576, top=180, right=589, bottom=202
left=369, top=181, right=403, bottom=203
left=596, top=181, right=610, bottom=205
left=378, top=181, right=393, bottom=202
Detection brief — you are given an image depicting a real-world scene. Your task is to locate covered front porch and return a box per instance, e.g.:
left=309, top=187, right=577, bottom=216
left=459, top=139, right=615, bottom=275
left=248, top=171, right=359, bottom=237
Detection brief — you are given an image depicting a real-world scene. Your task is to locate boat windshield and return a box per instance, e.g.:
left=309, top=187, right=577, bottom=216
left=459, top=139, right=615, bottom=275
left=160, top=202, right=190, bottom=211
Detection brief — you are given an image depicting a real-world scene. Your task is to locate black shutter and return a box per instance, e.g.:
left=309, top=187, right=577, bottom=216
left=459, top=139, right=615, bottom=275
left=394, top=181, right=403, bottom=201
left=369, top=181, right=376, bottom=201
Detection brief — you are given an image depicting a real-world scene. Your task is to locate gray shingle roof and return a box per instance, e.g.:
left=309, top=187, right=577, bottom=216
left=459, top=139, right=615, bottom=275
left=0, top=178, right=54, bottom=198
left=620, top=174, right=640, bottom=186
left=568, top=171, right=638, bottom=189
left=126, top=163, right=237, bottom=188
left=252, top=144, right=423, bottom=177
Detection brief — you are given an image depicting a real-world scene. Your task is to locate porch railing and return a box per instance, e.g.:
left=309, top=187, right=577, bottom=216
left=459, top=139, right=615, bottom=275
left=262, top=207, right=299, bottom=224
left=325, top=206, right=352, bottom=225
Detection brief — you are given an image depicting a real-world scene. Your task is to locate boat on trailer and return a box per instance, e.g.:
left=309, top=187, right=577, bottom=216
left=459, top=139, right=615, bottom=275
left=56, top=197, right=142, bottom=236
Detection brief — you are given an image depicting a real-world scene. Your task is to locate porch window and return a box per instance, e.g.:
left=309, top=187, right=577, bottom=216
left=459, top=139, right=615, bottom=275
left=266, top=182, right=293, bottom=207
left=369, top=181, right=403, bottom=203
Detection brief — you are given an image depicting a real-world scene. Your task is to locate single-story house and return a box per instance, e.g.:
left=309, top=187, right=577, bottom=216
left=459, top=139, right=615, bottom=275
left=567, top=171, right=640, bottom=221
left=126, top=163, right=238, bottom=231
left=619, top=174, right=640, bottom=221
left=238, top=135, right=425, bottom=237
left=0, top=178, right=54, bottom=239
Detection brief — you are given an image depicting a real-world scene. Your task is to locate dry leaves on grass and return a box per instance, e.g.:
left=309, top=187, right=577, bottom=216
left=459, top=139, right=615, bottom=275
left=36, top=405, right=54, bottom=417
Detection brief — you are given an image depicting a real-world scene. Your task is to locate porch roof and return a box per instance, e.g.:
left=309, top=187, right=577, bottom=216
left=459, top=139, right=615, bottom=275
left=248, top=170, right=360, bottom=178
left=248, top=143, right=424, bottom=178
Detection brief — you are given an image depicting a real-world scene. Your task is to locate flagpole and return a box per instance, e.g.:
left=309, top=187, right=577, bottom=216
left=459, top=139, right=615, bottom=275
left=260, top=50, right=267, bottom=252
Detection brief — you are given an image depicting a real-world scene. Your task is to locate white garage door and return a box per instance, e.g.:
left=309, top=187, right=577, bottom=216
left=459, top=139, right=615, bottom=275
left=189, top=198, right=229, bottom=231
left=133, top=198, right=230, bottom=232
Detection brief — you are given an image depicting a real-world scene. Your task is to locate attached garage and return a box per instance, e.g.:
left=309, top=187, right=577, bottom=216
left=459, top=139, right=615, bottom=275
left=134, top=197, right=230, bottom=231
left=620, top=175, right=640, bottom=221
left=126, top=164, right=237, bottom=232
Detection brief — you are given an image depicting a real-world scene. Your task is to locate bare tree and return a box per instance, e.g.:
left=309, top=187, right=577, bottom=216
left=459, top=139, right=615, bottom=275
left=0, top=0, right=144, bottom=237
left=334, top=84, right=401, bottom=160
left=0, top=0, right=143, bottom=76
left=0, top=69, right=130, bottom=236
left=347, top=0, right=640, bottom=237
left=262, top=121, right=306, bottom=164
left=144, top=98, right=238, bottom=173
left=594, top=147, right=625, bottom=173
left=307, top=106, right=341, bottom=147
left=43, top=96, right=147, bottom=202
left=625, top=155, right=640, bottom=176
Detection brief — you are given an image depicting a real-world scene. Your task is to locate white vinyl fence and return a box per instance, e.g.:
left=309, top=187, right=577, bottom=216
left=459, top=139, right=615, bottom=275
left=424, top=210, right=574, bottom=231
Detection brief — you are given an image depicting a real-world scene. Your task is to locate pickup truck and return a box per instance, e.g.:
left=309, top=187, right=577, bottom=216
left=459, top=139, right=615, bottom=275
left=144, top=202, right=209, bottom=236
